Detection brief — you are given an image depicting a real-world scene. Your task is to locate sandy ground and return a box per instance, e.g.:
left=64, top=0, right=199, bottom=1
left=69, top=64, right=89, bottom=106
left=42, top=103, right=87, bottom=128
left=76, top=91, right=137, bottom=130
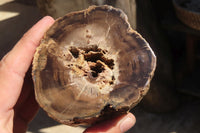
left=1, top=0, right=200, bottom=133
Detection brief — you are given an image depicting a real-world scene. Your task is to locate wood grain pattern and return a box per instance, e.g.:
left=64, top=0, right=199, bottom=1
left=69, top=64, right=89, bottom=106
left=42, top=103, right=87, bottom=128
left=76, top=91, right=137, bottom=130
left=32, top=5, right=156, bottom=126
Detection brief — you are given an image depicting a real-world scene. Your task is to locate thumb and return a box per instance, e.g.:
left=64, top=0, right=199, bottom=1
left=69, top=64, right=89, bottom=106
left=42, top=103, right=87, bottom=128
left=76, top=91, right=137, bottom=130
left=84, top=113, right=136, bottom=133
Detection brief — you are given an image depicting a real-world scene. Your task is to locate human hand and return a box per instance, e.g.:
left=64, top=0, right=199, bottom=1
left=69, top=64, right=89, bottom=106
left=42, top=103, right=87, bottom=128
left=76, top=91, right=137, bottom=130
left=0, top=16, right=55, bottom=133
left=0, top=16, right=135, bottom=133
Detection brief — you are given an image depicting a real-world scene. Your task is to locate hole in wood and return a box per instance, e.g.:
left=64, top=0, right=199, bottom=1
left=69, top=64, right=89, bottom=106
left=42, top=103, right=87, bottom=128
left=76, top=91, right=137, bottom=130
left=69, top=47, right=79, bottom=58
left=90, top=62, right=105, bottom=77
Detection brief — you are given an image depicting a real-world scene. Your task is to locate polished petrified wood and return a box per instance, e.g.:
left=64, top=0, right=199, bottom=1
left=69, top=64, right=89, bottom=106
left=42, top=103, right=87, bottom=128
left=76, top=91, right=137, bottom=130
left=32, top=5, right=156, bottom=126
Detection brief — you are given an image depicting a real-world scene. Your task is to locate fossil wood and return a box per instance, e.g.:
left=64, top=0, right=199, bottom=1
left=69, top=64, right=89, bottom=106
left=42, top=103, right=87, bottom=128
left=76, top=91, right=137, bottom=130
left=32, top=5, right=156, bottom=126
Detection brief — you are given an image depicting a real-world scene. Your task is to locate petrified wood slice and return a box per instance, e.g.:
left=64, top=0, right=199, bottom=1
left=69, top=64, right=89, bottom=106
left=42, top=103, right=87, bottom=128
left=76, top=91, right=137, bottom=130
left=32, top=5, right=156, bottom=126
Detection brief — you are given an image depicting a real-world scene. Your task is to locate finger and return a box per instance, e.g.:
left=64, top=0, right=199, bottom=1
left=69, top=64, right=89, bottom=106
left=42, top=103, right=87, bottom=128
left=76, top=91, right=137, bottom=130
left=84, top=113, right=136, bottom=133
left=0, top=16, right=55, bottom=112
left=1, top=16, right=55, bottom=78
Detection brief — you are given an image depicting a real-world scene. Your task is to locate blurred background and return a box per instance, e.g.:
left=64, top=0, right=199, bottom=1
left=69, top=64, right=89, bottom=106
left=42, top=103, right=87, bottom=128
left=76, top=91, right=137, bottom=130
left=0, top=0, right=200, bottom=132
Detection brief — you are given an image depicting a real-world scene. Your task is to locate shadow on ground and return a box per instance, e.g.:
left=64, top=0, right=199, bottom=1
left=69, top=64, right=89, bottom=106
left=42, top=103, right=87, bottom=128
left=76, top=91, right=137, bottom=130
left=28, top=109, right=60, bottom=133
left=128, top=98, right=200, bottom=133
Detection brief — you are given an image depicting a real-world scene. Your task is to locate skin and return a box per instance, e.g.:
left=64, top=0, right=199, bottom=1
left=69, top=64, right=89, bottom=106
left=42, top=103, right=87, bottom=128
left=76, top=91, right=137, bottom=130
left=0, top=16, right=136, bottom=133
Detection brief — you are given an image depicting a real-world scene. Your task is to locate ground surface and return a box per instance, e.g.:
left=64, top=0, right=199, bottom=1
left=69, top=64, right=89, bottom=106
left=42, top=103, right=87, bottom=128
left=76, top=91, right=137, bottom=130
left=1, top=0, right=200, bottom=133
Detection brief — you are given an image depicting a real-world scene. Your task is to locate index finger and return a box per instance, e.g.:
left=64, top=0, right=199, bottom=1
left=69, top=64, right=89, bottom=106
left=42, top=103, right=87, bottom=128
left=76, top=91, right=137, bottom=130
left=1, top=16, right=55, bottom=78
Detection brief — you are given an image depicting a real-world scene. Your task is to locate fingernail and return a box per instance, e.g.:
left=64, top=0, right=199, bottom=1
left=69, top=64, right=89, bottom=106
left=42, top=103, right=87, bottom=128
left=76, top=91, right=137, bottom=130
left=120, top=114, right=135, bottom=132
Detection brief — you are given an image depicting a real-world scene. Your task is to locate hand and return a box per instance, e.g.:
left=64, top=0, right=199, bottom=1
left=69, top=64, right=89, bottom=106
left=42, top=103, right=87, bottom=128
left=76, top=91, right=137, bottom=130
left=0, top=16, right=55, bottom=133
left=0, top=16, right=136, bottom=133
